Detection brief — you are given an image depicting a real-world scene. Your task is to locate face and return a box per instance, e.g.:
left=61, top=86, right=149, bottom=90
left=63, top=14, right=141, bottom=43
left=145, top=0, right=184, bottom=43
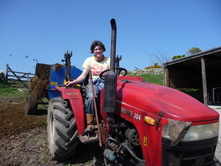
left=93, top=45, right=104, bottom=61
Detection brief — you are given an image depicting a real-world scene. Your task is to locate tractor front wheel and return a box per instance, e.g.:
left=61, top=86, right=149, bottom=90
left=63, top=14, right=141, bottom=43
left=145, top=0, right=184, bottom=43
left=47, top=97, right=79, bottom=161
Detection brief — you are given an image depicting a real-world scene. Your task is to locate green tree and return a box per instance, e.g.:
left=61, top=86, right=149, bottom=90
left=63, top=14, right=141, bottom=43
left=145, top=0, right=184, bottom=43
left=187, top=47, right=202, bottom=55
left=172, top=54, right=186, bottom=60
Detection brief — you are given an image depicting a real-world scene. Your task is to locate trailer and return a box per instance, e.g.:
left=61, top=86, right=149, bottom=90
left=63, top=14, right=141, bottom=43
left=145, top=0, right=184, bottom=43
left=24, top=62, right=81, bottom=114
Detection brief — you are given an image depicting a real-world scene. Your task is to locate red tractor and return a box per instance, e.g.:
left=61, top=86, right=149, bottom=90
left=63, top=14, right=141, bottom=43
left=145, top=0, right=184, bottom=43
left=47, top=19, right=220, bottom=166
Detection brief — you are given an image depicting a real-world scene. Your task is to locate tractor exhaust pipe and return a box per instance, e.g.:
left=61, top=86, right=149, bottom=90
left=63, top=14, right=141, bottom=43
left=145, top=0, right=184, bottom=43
left=103, top=18, right=117, bottom=113
left=110, top=18, right=117, bottom=72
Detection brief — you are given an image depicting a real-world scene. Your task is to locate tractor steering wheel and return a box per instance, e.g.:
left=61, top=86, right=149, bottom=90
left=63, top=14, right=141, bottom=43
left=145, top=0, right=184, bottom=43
left=99, top=69, right=110, bottom=80
left=99, top=67, right=128, bottom=80
left=117, top=67, right=128, bottom=76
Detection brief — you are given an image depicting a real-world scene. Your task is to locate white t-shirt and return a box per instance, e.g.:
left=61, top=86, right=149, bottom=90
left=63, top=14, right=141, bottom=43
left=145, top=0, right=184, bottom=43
left=82, top=56, right=110, bottom=81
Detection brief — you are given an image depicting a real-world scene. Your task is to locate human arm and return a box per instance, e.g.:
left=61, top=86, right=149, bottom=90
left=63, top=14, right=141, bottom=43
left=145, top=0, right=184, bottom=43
left=66, top=68, right=90, bottom=86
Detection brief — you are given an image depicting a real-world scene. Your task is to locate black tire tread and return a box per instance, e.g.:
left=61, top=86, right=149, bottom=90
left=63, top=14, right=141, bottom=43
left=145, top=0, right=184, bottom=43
left=47, top=97, right=79, bottom=161
left=53, top=104, right=68, bottom=114
left=54, top=113, right=70, bottom=128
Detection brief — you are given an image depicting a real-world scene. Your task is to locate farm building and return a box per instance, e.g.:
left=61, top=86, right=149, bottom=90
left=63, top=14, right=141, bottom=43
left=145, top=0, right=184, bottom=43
left=164, top=46, right=221, bottom=106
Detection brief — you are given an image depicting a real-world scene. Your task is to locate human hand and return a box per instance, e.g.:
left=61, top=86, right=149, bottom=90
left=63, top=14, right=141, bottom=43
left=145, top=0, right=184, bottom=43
left=65, top=80, right=76, bottom=87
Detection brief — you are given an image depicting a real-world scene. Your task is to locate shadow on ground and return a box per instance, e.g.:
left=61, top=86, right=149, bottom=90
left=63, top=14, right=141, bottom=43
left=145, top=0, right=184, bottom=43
left=63, top=142, right=104, bottom=166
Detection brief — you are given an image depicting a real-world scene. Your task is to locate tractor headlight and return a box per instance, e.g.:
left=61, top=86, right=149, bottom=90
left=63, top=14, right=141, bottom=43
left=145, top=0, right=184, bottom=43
left=162, top=119, right=191, bottom=143
left=163, top=119, right=219, bottom=143
left=182, top=122, right=219, bottom=141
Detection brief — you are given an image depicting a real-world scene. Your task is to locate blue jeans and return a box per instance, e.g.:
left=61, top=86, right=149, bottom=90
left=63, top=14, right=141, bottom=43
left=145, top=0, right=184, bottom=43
left=85, top=79, right=104, bottom=114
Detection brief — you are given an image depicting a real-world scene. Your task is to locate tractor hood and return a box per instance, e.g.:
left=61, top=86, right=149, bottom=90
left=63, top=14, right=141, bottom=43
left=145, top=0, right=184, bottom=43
left=117, top=79, right=219, bottom=122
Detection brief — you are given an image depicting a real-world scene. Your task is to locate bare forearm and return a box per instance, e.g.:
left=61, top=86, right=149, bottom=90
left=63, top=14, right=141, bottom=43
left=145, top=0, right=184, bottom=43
left=73, top=74, right=86, bottom=83
left=70, top=69, right=89, bottom=84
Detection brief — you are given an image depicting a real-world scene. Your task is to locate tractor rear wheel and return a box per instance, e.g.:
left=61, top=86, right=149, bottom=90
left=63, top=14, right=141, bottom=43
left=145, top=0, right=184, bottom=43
left=47, top=97, right=79, bottom=161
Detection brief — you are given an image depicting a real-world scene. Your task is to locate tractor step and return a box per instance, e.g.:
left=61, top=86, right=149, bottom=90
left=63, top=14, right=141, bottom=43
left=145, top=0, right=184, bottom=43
left=79, top=126, right=99, bottom=143
left=79, top=134, right=98, bottom=144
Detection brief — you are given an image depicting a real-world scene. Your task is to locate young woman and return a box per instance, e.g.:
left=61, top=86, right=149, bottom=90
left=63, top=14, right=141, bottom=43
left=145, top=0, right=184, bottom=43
left=67, top=40, right=110, bottom=128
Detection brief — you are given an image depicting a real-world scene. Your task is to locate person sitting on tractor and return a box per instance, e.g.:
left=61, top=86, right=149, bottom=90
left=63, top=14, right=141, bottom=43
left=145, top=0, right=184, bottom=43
left=66, top=40, right=110, bottom=129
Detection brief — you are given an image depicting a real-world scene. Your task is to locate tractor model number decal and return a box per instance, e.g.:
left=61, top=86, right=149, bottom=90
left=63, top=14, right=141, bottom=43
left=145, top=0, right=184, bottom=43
left=121, top=108, right=141, bottom=121
left=133, top=113, right=141, bottom=121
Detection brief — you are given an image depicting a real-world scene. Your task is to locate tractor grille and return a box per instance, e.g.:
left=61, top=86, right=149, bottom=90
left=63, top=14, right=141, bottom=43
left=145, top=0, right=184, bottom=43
left=162, top=137, right=218, bottom=166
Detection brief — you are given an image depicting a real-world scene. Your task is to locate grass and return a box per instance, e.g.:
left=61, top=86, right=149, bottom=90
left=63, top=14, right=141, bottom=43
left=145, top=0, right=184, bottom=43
left=130, top=73, right=164, bottom=85
left=140, top=73, right=164, bottom=85
left=0, top=72, right=164, bottom=99
left=0, top=81, right=27, bottom=98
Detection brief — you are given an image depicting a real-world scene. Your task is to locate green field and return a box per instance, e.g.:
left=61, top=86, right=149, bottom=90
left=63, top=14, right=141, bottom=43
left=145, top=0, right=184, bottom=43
left=130, top=73, right=164, bottom=85
left=140, top=73, right=164, bottom=85
left=0, top=81, right=27, bottom=98
left=0, top=73, right=164, bottom=98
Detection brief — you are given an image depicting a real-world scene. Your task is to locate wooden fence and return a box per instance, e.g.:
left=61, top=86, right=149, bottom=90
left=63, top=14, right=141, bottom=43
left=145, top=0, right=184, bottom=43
left=5, top=64, right=35, bottom=88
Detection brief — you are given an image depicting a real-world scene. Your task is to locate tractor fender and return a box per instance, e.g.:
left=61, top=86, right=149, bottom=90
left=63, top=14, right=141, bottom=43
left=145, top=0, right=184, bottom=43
left=56, top=87, right=85, bottom=135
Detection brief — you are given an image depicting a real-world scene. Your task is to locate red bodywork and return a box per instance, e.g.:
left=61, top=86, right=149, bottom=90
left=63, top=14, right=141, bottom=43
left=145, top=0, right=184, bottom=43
left=56, top=87, right=86, bottom=135
left=56, top=76, right=219, bottom=166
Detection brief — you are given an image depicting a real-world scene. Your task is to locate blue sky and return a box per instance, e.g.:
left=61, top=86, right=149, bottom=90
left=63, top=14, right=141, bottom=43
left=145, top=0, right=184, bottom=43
left=0, top=0, right=221, bottom=73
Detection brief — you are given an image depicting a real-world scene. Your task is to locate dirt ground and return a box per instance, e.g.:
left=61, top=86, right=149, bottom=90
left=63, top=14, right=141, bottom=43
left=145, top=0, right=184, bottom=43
left=0, top=98, right=102, bottom=166
left=1, top=97, right=221, bottom=166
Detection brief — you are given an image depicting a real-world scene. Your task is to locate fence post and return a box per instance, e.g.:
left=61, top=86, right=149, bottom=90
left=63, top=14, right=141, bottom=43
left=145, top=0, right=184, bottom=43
left=5, top=64, right=9, bottom=81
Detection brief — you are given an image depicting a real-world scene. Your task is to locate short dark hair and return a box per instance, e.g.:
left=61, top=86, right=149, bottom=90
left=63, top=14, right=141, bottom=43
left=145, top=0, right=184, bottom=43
left=90, top=40, right=106, bottom=53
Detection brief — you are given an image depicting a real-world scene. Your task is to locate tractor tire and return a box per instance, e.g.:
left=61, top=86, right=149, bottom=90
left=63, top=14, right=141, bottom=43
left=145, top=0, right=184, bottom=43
left=47, top=97, right=79, bottom=161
